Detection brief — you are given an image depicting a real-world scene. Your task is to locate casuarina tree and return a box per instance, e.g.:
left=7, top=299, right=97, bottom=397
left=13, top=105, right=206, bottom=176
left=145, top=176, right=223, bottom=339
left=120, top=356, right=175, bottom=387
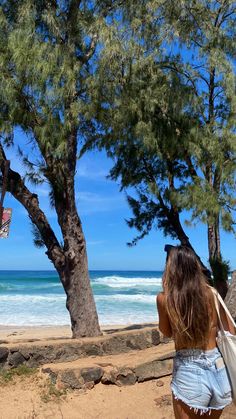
left=0, top=0, right=123, bottom=337
left=85, top=0, right=236, bottom=295
left=161, top=0, right=236, bottom=296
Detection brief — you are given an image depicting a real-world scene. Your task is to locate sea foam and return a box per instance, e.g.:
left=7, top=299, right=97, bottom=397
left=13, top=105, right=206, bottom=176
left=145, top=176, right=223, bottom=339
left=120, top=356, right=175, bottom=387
left=0, top=270, right=162, bottom=326
left=92, top=275, right=162, bottom=287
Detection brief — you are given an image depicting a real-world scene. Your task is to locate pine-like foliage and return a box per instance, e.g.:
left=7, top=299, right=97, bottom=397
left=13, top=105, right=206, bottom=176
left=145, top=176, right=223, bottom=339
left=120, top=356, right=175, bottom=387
left=0, top=0, right=118, bottom=238
left=0, top=1, right=127, bottom=336
left=162, top=1, right=236, bottom=232
left=85, top=1, right=236, bottom=268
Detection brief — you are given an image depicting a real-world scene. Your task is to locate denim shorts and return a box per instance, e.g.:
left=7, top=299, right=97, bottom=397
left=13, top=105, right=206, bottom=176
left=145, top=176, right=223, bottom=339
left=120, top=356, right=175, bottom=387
left=171, top=347, right=232, bottom=415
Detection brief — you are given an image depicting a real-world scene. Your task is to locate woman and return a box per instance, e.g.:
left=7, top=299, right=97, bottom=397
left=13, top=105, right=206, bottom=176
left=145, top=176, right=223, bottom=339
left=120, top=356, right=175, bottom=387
left=156, top=246, right=235, bottom=419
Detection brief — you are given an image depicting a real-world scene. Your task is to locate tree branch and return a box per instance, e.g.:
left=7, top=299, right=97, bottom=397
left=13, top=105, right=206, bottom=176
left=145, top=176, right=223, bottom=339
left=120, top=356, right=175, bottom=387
left=79, top=33, right=98, bottom=64
left=184, top=152, right=198, bottom=179
left=0, top=143, right=65, bottom=271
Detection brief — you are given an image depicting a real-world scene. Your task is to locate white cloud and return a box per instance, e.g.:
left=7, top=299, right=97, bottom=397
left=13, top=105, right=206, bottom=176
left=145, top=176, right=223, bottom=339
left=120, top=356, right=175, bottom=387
left=87, top=240, right=105, bottom=246
left=77, top=164, right=108, bottom=180
left=77, top=191, right=126, bottom=215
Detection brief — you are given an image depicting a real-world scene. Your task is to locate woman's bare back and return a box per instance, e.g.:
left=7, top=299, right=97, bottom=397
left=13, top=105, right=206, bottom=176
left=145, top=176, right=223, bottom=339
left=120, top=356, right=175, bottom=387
left=157, top=287, right=235, bottom=351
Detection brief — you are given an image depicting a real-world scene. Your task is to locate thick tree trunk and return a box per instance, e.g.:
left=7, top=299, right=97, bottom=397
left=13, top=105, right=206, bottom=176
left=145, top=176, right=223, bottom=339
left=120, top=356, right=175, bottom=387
left=51, top=142, right=102, bottom=337
left=60, top=244, right=101, bottom=338
left=58, top=211, right=101, bottom=338
left=0, top=146, right=101, bottom=338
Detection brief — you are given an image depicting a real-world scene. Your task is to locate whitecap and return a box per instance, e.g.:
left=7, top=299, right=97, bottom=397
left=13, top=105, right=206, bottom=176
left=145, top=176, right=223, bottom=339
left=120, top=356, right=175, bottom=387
left=96, top=294, right=155, bottom=304
left=92, top=275, right=162, bottom=288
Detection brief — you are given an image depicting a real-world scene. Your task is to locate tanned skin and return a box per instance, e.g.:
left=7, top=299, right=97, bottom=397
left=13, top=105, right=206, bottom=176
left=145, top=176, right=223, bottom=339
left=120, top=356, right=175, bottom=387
left=157, top=291, right=235, bottom=419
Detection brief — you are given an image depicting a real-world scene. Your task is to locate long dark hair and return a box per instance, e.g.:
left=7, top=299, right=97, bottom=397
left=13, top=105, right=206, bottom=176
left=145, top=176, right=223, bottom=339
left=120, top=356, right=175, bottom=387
left=164, top=246, right=212, bottom=348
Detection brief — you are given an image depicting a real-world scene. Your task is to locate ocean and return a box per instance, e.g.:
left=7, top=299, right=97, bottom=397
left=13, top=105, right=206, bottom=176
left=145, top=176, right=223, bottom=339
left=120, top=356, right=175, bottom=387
left=0, top=270, right=163, bottom=327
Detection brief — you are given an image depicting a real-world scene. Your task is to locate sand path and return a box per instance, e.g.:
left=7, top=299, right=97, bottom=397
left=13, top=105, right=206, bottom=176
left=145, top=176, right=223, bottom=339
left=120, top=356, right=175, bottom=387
left=0, top=373, right=235, bottom=419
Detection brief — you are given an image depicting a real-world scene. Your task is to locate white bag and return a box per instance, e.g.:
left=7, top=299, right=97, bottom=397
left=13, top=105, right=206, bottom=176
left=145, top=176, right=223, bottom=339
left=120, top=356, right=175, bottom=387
left=212, top=288, right=236, bottom=404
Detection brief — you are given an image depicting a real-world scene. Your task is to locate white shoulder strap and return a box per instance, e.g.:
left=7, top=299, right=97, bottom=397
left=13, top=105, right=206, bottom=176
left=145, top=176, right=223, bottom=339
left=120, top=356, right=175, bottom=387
left=212, top=289, right=225, bottom=333
left=211, top=287, right=236, bottom=330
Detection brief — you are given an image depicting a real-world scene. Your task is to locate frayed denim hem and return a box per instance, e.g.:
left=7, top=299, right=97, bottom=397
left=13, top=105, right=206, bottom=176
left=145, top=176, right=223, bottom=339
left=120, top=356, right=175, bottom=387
left=171, top=387, right=231, bottom=416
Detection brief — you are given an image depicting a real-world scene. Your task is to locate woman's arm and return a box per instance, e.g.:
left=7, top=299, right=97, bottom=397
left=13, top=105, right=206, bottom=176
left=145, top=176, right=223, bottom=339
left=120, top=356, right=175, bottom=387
left=219, top=304, right=236, bottom=335
left=156, top=292, right=172, bottom=337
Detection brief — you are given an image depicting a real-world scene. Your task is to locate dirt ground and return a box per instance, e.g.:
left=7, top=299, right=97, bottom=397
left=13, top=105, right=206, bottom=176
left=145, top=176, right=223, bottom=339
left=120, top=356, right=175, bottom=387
left=0, top=372, right=235, bottom=419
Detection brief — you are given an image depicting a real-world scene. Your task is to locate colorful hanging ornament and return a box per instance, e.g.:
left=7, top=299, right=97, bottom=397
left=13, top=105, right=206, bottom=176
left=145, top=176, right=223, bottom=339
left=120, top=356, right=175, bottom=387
left=0, top=160, right=12, bottom=238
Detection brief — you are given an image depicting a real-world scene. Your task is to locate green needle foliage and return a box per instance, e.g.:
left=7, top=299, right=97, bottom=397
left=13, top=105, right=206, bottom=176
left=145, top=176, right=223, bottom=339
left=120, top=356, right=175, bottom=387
left=0, top=0, right=125, bottom=337
left=0, top=0, right=235, bottom=302
left=85, top=0, right=236, bottom=290
left=162, top=0, right=236, bottom=292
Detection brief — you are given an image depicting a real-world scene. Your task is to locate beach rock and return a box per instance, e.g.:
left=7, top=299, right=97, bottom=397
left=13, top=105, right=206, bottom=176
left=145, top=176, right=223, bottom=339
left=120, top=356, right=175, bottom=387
left=57, top=367, right=103, bottom=389
left=101, top=336, right=128, bottom=354
left=0, top=327, right=162, bottom=369
left=39, top=341, right=175, bottom=390
left=101, top=366, right=136, bottom=386
left=101, top=329, right=160, bottom=355
left=101, top=367, right=118, bottom=384
left=126, top=329, right=160, bottom=350
left=80, top=367, right=103, bottom=384
left=116, top=368, right=136, bottom=386
left=60, top=370, right=85, bottom=389
left=126, top=335, right=150, bottom=350
left=27, top=352, right=45, bottom=368
left=0, top=347, right=9, bottom=363
left=83, top=343, right=103, bottom=357
left=135, top=358, right=173, bottom=382
left=18, top=349, right=30, bottom=360
left=8, top=351, right=26, bottom=367
left=55, top=344, right=85, bottom=361
left=151, top=329, right=160, bottom=346
left=25, top=344, right=84, bottom=367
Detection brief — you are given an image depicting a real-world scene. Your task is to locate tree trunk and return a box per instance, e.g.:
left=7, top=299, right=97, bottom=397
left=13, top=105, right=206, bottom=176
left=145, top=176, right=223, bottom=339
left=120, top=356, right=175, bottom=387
left=208, top=217, right=228, bottom=299
left=157, top=175, right=211, bottom=279
left=225, top=271, right=236, bottom=321
left=208, top=220, right=221, bottom=262
left=0, top=147, right=101, bottom=338
left=58, top=212, right=101, bottom=338
left=168, top=207, right=212, bottom=281
left=60, top=256, right=101, bottom=338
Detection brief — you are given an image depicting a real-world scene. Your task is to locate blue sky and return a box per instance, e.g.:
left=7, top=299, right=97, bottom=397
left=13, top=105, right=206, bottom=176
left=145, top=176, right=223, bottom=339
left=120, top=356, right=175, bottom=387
left=1, top=130, right=236, bottom=271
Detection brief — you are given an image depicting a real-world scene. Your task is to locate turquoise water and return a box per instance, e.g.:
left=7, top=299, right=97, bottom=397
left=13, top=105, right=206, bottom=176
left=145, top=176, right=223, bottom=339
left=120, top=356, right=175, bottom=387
left=0, top=270, right=163, bottom=326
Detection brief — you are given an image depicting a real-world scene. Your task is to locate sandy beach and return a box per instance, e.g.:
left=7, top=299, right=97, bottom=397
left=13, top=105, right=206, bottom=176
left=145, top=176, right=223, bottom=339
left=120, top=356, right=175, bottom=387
left=0, top=322, right=155, bottom=343
left=0, top=371, right=174, bottom=419
left=0, top=358, right=235, bottom=419
left=0, top=325, right=72, bottom=343
left=0, top=323, right=157, bottom=343
left=0, top=324, right=235, bottom=419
